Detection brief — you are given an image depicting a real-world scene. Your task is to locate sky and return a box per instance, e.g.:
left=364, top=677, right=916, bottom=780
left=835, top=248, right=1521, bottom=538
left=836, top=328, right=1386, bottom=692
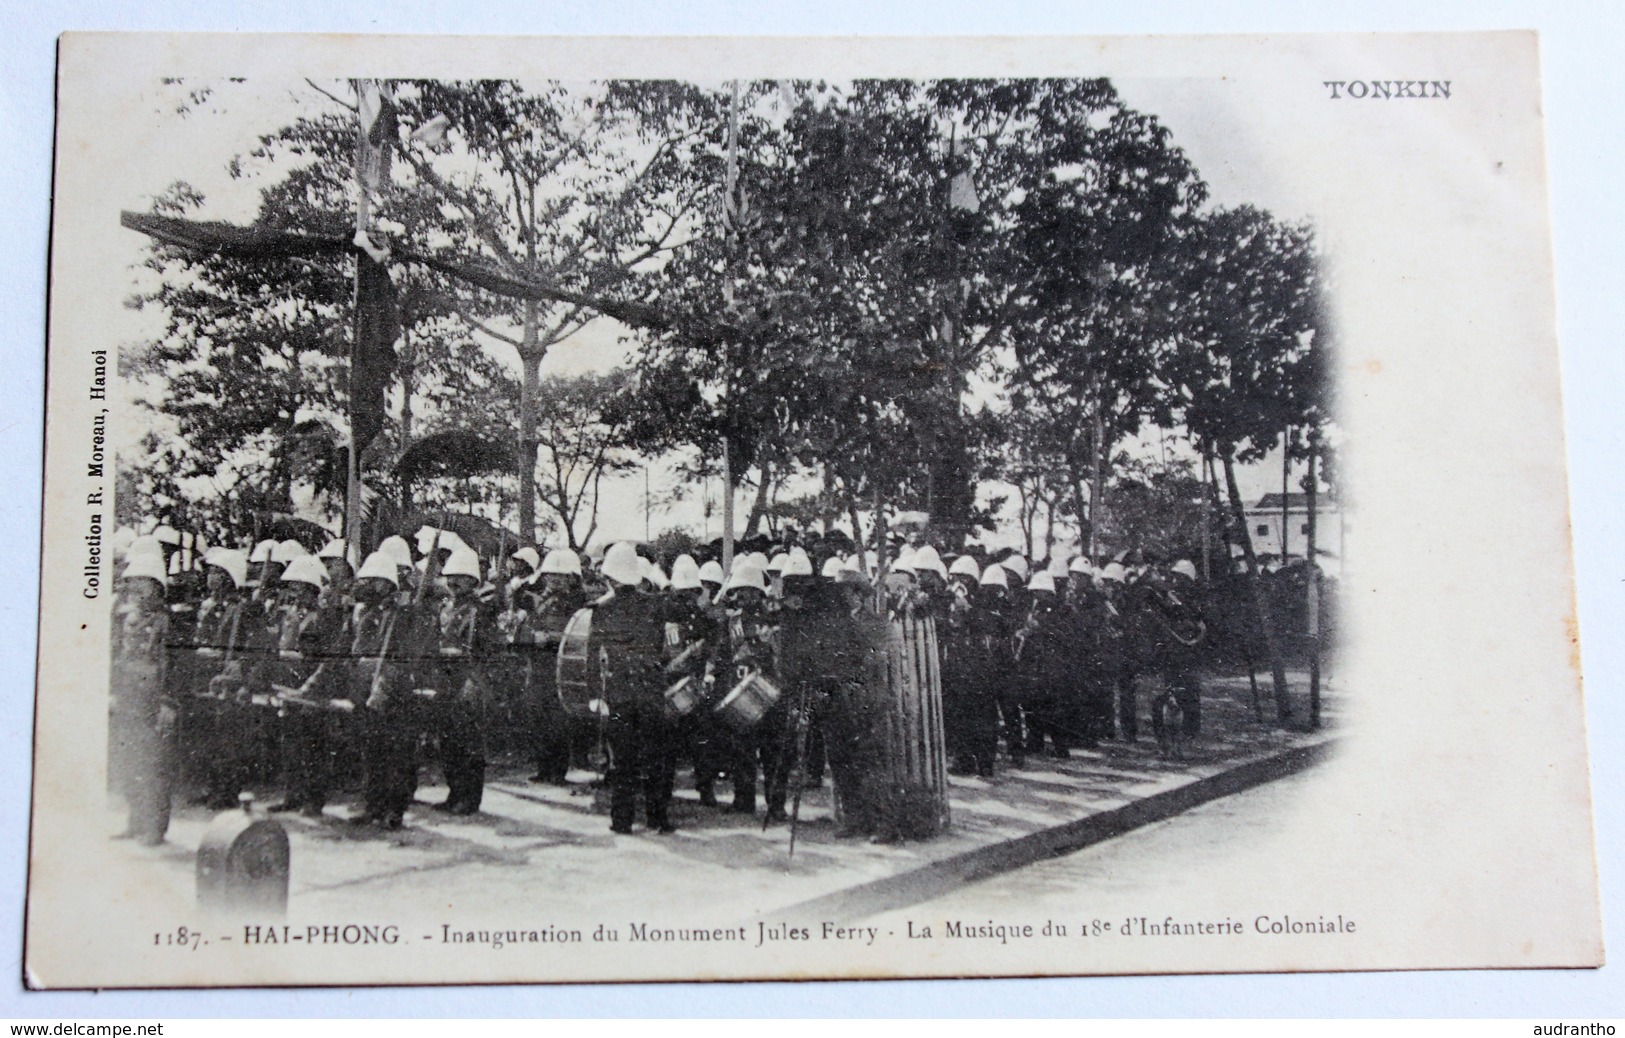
left=110, top=74, right=1320, bottom=554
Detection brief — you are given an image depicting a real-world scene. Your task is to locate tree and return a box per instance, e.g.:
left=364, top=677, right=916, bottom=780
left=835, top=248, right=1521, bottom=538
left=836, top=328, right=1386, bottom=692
left=531, top=370, right=639, bottom=551
left=394, top=79, right=716, bottom=543
left=122, top=100, right=508, bottom=545
left=1094, top=456, right=1207, bottom=563
left=1169, top=205, right=1325, bottom=723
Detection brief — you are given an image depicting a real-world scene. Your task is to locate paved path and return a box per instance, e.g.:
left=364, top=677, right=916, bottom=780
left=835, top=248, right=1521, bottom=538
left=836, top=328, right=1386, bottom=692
left=96, top=671, right=1339, bottom=925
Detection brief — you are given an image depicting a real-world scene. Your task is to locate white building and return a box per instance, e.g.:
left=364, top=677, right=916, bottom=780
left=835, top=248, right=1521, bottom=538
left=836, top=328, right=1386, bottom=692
left=1243, top=492, right=1344, bottom=565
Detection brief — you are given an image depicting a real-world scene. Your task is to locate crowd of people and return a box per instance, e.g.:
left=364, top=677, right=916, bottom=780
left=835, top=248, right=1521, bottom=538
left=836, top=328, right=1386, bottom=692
left=107, top=521, right=1219, bottom=849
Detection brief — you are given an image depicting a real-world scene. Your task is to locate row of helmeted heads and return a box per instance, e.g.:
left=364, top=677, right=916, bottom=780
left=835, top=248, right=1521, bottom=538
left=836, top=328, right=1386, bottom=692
left=114, top=517, right=1199, bottom=602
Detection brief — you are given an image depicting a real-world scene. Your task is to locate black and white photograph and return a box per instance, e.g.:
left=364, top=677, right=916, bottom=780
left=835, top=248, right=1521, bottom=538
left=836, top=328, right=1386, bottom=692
left=25, top=31, right=1602, bottom=989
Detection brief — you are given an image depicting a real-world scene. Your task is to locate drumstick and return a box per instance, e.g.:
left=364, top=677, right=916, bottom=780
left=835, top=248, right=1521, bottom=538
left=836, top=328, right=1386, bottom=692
left=663, top=638, right=706, bottom=675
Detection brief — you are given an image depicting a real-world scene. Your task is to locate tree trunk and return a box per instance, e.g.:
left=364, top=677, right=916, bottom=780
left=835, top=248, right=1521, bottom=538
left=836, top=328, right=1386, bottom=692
left=721, top=437, right=734, bottom=572
left=1071, top=473, right=1090, bottom=558
left=1088, top=405, right=1107, bottom=556
left=743, top=458, right=772, bottom=540
left=517, top=300, right=541, bottom=546
left=1043, top=492, right=1056, bottom=561
left=1205, top=446, right=1261, bottom=720
left=399, top=325, right=416, bottom=447
left=1280, top=426, right=1292, bottom=561
left=1222, top=451, right=1292, bottom=723
left=1199, top=452, right=1212, bottom=580
left=872, top=484, right=888, bottom=610
left=1306, top=432, right=1321, bottom=729
left=930, top=405, right=974, bottom=551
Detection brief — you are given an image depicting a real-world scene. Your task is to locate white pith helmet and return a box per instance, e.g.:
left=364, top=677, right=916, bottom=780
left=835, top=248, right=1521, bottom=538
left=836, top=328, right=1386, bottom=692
left=783, top=552, right=814, bottom=577
left=1001, top=555, right=1029, bottom=580
left=206, top=549, right=249, bottom=590
left=767, top=552, right=790, bottom=574
left=820, top=557, right=844, bottom=578
left=1028, top=571, right=1056, bottom=594
left=1172, top=559, right=1199, bottom=581
left=912, top=545, right=948, bottom=579
left=317, top=538, right=347, bottom=559
left=414, top=525, right=446, bottom=555
left=670, top=554, right=702, bottom=590
left=540, top=548, right=582, bottom=576
left=271, top=539, right=309, bottom=564
left=356, top=551, right=400, bottom=587
left=121, top=553, right=168, bottom=586
left=281, top=555, right=329, bottom=590
left=642, top=557, right=670, bottom=589
left=948, top=554, right=981, bottom=580
left=722, top=560, right=768, bottom=597
left=1100, top=562, right=1128, bottom=583
left=125, top=537, right=164, bottom=572
left=378, top=536, right=414, bottom=569
left=698, top=560, right=725, bottom=585
left=511, top=547, right=541, bottom=573
left=249, top=539, right=278, bottom=564
left=1069, top=555, right=1093, bottom=575
left=442, top=547, right=482, bottom=581
left=601, top=542, right=643, bottom=587
left=979, top=564, right=1008, bottom=589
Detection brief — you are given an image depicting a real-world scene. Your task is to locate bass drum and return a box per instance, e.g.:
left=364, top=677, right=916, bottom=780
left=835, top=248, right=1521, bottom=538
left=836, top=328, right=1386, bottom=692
left=555, top=607, right=605, bottom=720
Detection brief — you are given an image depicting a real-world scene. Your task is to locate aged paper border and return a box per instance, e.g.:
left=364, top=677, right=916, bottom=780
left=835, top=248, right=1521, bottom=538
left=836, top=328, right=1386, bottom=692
left=24, top=29, right=1606, bottom=991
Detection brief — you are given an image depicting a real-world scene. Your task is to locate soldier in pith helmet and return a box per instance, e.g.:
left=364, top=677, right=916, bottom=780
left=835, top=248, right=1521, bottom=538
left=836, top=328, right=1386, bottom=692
left=347, top=550, right=429, bottom=830
left=259, top=556, right=347, bottom=817
left=521, top=548, right=588, bottom=784
left=110, top=552, right=174, bottom=845
left=595, top=542, right=677, bottom=834
left=182, top=549, right=262, bottom=810
left=424, top=547, right=497, bottom=814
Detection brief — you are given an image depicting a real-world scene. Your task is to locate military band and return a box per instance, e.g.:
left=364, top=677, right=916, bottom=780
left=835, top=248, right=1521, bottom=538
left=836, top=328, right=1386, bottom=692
left=109, top=517, right=1236, bottom=847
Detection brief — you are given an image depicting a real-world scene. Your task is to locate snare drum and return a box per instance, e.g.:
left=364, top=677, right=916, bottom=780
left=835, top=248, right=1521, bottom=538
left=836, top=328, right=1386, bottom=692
left=662, top=675, right=702, bottom=719
left=714, top=669, right=782, bottom=730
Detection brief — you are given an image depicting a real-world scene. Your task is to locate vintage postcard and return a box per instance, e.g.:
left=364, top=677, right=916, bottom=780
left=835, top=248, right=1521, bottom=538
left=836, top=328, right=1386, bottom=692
left=27, top=31, right=1602, bottom=988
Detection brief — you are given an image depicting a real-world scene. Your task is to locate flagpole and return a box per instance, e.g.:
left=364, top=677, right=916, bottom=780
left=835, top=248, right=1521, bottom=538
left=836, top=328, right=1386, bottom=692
left=720, top=80, right=742, bottom=574
left=346, top=79, right=369, bottom=566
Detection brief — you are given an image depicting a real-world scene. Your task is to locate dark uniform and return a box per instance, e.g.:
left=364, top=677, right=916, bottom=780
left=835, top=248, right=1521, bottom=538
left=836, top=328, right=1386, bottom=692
left=662, top=588, right=722, bottom=805
left=1017, top=593, right=1076, bottom=755
left=1102, top=581, right=1142, bottom=742
left=941, top=579, right=985, bottom=775
left=424, top=591, right=497, bottom=813
left=721, top=595, right=786, bottom=817
left=349, top=597, right=430, bottom=829
left=594, top=585, right=676, bottom=833
left=110, top=581, right=173, bottom=845
left=1066, top=581, right=1116, bottom=744
left=525, top=580, right=588, bottom=783
left=258, top=597, right=347, bottom=814
left=181, top=586, right=263, bottom=808
left=959, top=586, right=1013, bottom=777
left=1146, top=578, right=1208, bottom=739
